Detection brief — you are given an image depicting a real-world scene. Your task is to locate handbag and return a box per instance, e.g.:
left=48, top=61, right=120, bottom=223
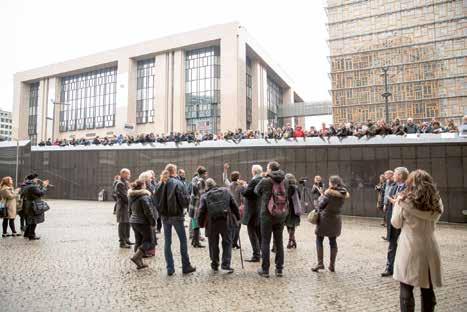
left=307, top=209, right=319, bottom=224
left=32, top=199, right=50, bottom=215
left=292, top=191, right=303, bottom=216
left=0, top=200, right=7, bottom=218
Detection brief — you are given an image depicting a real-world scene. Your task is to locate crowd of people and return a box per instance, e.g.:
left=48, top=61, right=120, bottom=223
left=36, top=116, right=466, bottom=147
left=0, top=159, right=445, bottom=311
left=108, top=160, right=443, bottom=312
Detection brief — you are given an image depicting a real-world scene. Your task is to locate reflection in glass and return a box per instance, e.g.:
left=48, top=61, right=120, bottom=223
left=59, top=67, right=117, bottom=132
left=136, top=59, right=155, bottom=124
left=28, top=82, right=40, bottom=144
left=267, top=77, right=282, bottom=128
left=185, top=46, right=220, bottom=134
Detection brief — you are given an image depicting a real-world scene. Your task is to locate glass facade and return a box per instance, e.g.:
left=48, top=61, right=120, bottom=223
left=185, top=46, right=220, bottom=133
left=267, top=77, right=282, bottom=128
left=59, top=67, right=117, bottom=132
left=28, top=82, right=39, bottom=144
left=136, top=58, right=155, bottom=124
left=246, top=58, right=253, bottom=130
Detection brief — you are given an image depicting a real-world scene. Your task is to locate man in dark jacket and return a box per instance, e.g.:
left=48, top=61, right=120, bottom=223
left=21, top=174, right=48, bottom=240
left=254, top=161, right=291, bottom=277
left=115, top=168, right=132, bottom=248
left=378, top=170, right=395, bottom=240
left=189, top=166, right=208, bottom=248
left=158, top=164, right=196, bottom=276
left=241, top=164, right=263, bottom=262
left=403, top=118, right=419, bottom=134
left=381, top=167, right=408, bottom=277
left=198, top=178, right=240, bottom=273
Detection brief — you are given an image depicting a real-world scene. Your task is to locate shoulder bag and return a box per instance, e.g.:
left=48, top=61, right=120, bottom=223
left=32, top=199, right=50, bottom=215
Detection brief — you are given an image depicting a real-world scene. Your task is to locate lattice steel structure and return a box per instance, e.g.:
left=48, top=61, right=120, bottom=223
left=326, top=0, right=466, bottom=125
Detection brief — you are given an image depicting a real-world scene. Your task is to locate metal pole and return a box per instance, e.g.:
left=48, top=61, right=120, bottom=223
left=381, top=66, right=392, bottom=124
left=15, top=139, right=19, bottom=187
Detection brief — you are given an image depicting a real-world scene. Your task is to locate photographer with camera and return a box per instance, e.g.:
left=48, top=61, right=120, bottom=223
left=21, top=173, right=49, bottom=240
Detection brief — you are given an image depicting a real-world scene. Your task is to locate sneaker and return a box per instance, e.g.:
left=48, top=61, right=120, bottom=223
left=167, top=270, right=175, bottom=276
left=275, top=269, right=283, bottom=277
left=211, top=264, right=219, bottom=272
left=2, top=234, right=7, bottom=238
left=257, top=268, right=269, bottom=278
left=119, top=243, right=131, bottom=249
left=182, top=266, right=196, bottom=275
left=381, top=271, right=393, bottom=277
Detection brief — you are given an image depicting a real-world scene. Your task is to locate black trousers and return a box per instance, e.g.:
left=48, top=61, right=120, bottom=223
left=20, top=216, right=26, bottom=231
left=400, top=281, right=436, bottom=312
left=247, top=220, right=261, bottom=259
left=156, top=217, right=162, bottom=232
left=24, top=224, right=37, bottom=238
left=131, top=223, right=153, bottom=252
left=386, top=234, right=399, bottom=273
left=260, top=221, right=284, bottom=272
left=208, top=222, right=233, bottom=268
left=118, top=222, right=130, bottom=243
left=2, top=218, right=17, bottom=234
left=232, top=224, right=241, bottom=246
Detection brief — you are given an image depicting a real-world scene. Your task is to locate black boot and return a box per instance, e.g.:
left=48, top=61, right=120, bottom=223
left=312, top=245, right=324, bottom=272
left=130, top=249, right=148, bottom=270
left=329, top=247, right=337, bottom=272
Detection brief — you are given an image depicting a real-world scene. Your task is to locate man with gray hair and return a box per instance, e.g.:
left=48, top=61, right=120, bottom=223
left=381, top=166, right=408, bottom=277
left=378, top=170, right=394, bottom=236
left=241, top=164, right=264, bottom=262
left=198, top=178, right=240, bottom=273
left=115, top=168, right=133, bottom=248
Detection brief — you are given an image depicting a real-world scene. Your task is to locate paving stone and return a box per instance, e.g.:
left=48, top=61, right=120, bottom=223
left=0, top=200, right=466, bottom=312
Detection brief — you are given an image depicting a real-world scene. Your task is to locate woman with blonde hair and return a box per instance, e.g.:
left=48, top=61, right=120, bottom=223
left=392, top=170, right=443, bottom=312
left=1, top=177, right=21, bottom=237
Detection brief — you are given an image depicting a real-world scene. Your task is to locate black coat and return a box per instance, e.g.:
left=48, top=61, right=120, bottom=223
left=115, top=178, right=129, bottom=223
left=158, top=177, right=190, bottom=220
left=21, top=180, right=47, bottom=225
left=254, top=170, right=292, bottom=225
left=285, top=185, right=301, bottom=228
left=128, top=189, right=156, bottom=226
left=198, top=187, right=240, bottom=237
left=315, top=187, right=349, bottom=238
left=241, top=175, right=262, bottom=225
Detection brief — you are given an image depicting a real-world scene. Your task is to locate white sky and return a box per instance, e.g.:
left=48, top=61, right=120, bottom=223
left=0, top=0, right=331, bottom=112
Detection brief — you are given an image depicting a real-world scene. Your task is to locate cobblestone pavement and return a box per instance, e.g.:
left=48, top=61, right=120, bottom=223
left=1, top=200, right=466, bottom=312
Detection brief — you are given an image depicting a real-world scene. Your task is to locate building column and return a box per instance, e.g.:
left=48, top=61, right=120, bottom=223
left=282, top=87, right=294, bottom=126
left=115, top=57, right=134, bottom=135
left=220, top=34, right=246, bottom=132
left=172, top=50, right=186, bottom=133
left=12, top=80, right=29, bottom=140
left=253, top=61, right=268, bottom=133
left=154, top=53, right=169, bottom=134
left=36, top=79, right=46, bottom=142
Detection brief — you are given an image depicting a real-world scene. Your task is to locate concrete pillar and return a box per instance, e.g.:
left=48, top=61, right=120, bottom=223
left=115, top=57, right=133, bottom=135
left=172, top=50, right=186, bottom=133
left=36, top=79, right=46, bottom=141
left=154, top=53, right=169, bottom=134
left=282, top=87, right=294, bottom=127
left=254, top=62, right=268, bottom=132
left=12, top=80, right=29, bottom=140
left=220, top=33, right=246, bottom=131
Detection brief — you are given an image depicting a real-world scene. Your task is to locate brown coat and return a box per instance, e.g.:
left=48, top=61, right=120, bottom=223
left=315, top=187, right=350, bottom=238
left=391, top=199, right=443, bottom=289
left=0, top=186, right=18, bottom=219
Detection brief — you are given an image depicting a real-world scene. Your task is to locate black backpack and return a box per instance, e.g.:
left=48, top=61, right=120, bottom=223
left=205, top=188, right=228, bottom=220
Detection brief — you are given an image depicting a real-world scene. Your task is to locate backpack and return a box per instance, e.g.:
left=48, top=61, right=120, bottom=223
left=268, top=180, right=288, bottom=218
left=205, top=188, right=228, bottom=220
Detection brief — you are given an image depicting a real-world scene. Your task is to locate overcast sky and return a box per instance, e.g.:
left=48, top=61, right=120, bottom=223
left=0, top=0, right=331, bottom=112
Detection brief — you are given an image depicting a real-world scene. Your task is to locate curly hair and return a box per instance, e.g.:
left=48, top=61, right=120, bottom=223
left=401, top=170, right=441, bottom=213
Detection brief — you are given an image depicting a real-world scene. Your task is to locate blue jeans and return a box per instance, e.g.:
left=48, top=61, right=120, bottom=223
left=163, top=218, right=191, bottom=273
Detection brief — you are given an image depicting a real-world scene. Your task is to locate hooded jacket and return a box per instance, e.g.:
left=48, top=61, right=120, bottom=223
left=315, top=187, right=350, bottom=238
left=392, top=198, right=443, bottom=289
left=254, top=169, right=291, bottom=223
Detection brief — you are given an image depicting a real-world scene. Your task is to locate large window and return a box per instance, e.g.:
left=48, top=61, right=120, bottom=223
left=267, top=77, right=282, bottom=127
left=246, top=58, right=253, bottom=130
left=136, top=59, right=155, bottom=124
left=185, top=46, right=220, bottom=134
left=28, top=82, right=39, bottom=144
left=59, top=67, right=117, bottom=132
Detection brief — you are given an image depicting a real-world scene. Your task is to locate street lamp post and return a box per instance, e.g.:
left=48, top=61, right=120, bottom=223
left=381, top=66, right=392, bottom=124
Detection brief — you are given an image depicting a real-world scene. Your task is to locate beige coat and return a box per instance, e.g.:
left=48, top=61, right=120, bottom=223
left=391, top=198, right=443, bottom=289
left=0, top=186, right=18, bottom=219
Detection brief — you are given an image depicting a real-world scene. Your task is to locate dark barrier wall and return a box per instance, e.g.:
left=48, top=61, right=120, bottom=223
left=29, top=137, right=467, bottom=223
left=0, top=141, right=31, bottom=185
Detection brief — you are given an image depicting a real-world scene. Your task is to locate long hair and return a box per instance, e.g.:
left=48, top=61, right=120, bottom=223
left=0, top=176, right=12, bottom=188
left=160, top=170, right=169, bottom=184
left=401, top=170, right=441, bottom=213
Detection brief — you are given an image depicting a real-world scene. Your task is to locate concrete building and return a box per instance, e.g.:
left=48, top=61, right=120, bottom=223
left=13, top=22, right=303, bottom=144
left=326, top=0, right=466, bottom=125
left=0, top=110, right=13, bottom=141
